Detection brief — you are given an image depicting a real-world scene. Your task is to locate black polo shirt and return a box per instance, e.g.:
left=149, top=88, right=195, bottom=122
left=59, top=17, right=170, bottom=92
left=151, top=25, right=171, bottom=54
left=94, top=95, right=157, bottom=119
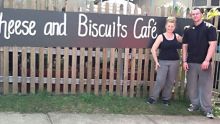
left=182, top=21, right=217, bottom=63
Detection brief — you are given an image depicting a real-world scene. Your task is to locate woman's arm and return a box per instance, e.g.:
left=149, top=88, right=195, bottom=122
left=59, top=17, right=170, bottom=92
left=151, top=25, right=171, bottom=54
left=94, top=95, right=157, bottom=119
left=176, top=33, right=182, bottom=42
left=151, top=34, right=163, bottom=70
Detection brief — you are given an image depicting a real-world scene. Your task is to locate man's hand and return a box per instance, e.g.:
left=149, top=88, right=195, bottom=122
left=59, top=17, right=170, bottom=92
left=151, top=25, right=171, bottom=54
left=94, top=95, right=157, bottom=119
left=201, top=61, right=210, bottom=70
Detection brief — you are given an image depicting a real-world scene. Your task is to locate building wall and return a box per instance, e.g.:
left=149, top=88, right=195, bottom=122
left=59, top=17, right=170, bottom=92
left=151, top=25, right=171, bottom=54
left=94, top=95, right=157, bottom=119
left=1, top=0, right=194, bottom=16
left=145, top=0, right=192, bottom=16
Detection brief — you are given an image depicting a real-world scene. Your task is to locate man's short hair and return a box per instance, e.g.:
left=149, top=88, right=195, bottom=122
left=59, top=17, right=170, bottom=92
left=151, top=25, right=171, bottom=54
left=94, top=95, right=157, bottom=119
left=192, top=8, right=204, bottom=14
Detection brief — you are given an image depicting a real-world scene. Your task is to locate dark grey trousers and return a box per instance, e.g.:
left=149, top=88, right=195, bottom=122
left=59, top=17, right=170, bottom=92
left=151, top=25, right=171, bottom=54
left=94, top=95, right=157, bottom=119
left=187, top=63, right=213, bottom=113
left=150, top=60, right=179, bottom=101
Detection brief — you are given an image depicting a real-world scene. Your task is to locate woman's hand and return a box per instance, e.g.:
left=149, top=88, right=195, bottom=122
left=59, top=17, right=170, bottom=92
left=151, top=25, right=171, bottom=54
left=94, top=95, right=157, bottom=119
left=155, top=62, right=160, bottom=71
left=182, top=62, right=189, bottom=71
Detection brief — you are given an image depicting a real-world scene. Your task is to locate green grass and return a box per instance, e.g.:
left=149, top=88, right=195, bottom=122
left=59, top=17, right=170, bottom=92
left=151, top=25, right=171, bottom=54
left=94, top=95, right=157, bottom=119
left=0, top=92, right=219, bottom=116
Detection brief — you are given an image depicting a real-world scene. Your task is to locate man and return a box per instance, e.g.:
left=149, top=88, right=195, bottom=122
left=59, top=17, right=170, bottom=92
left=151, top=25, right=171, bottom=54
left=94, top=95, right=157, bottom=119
left=182, top=8, right=217, bottom=119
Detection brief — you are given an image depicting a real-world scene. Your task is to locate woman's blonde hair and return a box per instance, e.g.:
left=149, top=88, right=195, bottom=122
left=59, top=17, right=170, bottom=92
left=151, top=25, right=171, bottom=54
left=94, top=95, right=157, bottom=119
left=166, top=16, right=176, bottom=24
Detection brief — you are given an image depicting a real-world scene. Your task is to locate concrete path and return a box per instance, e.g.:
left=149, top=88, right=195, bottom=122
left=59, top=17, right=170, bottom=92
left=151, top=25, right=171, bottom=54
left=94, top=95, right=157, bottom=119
left=0, top=112, right=219, bottom=124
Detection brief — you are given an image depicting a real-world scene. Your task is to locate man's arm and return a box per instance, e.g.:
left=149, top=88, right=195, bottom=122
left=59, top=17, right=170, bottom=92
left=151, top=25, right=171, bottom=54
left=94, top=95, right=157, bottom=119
left=205, top=41, right=217, bottom=62
left=201, top=41, right=217, bottom=70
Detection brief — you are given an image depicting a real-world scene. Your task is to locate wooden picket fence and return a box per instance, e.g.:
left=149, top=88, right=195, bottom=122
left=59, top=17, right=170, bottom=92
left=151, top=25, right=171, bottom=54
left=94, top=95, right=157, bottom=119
left=0, top=0, right=219, bottom=100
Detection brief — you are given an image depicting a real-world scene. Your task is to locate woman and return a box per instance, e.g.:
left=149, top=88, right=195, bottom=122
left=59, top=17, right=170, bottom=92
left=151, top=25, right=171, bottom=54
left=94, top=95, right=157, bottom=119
left=147, top=16, right=182, bottom=106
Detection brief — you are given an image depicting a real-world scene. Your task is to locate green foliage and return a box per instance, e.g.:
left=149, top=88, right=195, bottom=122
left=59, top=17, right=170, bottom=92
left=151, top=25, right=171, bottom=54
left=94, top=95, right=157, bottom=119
left=203, top=8, right=220, bottom=20
left=214, top=105, right=220, bottom=116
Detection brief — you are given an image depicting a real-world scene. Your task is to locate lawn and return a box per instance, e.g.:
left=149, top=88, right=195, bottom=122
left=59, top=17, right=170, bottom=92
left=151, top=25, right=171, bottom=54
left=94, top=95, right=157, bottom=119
left=0, top=92, right=219, bottom=117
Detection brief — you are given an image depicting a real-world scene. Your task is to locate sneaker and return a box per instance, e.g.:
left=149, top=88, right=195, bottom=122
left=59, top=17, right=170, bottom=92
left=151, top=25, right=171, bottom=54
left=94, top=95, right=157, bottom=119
left=206, top=112, right=214, bottom=119
left=187, top=105, right=199, bottom=112
left=146, top=98, right=156, bottom=104
left=162, top=100, right=169, bottom=106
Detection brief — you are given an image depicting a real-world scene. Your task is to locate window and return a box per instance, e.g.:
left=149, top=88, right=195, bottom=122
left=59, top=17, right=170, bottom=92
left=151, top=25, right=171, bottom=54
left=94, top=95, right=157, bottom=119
left=211, top=0, right=219, bottom=6
left=193, top=0, right=207, bottom=6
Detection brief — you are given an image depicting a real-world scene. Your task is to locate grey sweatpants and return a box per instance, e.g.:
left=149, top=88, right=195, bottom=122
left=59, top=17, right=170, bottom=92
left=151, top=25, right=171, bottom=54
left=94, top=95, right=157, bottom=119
left=150, top=60, right=179, bottom=101
left=187, top=63, right=213, bottom=113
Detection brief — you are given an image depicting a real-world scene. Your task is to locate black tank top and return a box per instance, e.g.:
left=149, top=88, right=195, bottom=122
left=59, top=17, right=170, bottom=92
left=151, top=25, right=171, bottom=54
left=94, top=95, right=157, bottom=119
left=158, top=33, right=182, bottom=60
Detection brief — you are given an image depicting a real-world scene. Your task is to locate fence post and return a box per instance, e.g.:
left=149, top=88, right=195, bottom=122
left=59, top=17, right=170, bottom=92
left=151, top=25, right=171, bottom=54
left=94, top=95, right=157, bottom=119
left=212, top=16, right=220, bottom=96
